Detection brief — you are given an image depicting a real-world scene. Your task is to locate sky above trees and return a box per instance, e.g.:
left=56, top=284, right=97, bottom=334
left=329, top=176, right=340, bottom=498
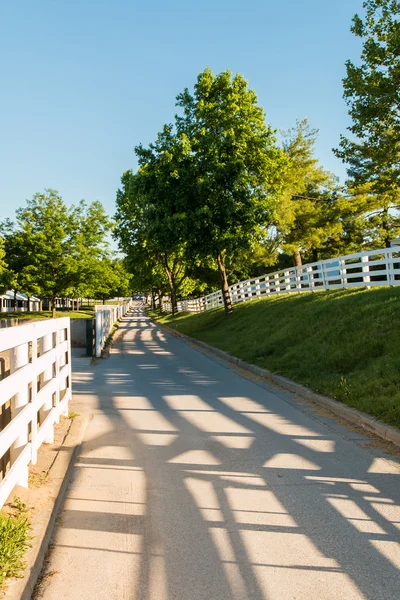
left=0, top=0, right=363, bottom=220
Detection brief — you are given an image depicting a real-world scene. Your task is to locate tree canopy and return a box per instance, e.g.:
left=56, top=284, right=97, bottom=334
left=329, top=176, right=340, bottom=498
left=335, top=0, right=400, bottom=195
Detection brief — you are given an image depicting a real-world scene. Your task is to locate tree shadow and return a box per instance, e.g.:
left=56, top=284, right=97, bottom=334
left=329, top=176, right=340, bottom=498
left=43, top=308, right=400, bottom=600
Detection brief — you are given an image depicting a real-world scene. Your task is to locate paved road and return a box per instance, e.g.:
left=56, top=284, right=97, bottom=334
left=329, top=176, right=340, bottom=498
left=34, top=307, right=400, bottom=600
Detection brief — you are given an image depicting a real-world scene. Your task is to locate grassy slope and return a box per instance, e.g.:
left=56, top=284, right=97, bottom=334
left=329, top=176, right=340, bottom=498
left=155, top=287, right=400, bottom=428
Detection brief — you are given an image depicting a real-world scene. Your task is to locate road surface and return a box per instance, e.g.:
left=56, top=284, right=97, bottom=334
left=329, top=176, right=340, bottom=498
left=34, top=307, right=400, bottom=599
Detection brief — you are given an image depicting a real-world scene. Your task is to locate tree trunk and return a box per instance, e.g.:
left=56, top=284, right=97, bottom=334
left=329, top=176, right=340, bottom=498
left=52, top=297, right=56, bottom=318
left=27, top=296, right=31, bottom=312
left=158, top=289, right=163, bottom=313
left=292, top=250, right=302, bottom=267
left=39, top=299, right=43, bottom=312
left=165, top=267, right=178, bottom=315
left=382, top=208, right=391, bottom=248
left=217, top=252, right=232, bottom=315
left=13, top=290, right=17, bottom=313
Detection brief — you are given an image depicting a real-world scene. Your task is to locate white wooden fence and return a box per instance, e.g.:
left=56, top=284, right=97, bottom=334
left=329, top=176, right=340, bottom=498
left=94, top=301, right=132, bottom=357
left=0, top=318, right=72, bottom=507
left=171, top=247, right=400, bottom=313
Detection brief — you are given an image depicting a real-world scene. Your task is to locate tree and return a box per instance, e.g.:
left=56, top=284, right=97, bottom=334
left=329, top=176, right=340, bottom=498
left=335, top=0, right=400, bottom=211
left=0, top=236, right=8, bottom=293
left=336, top=181, right=400, bottom=252
left=0, top=220, right=40, bottom=311
left=11, top=190, right=113, bottom=317
left=66, top=200, right=114, bottom=308
left=272, top=119, right=342, bottom=266
left=115, top=168, right=191, bottom=315
left=174, top=67, right=287, bottom=314
left=90, top=258, right=132, bottom=304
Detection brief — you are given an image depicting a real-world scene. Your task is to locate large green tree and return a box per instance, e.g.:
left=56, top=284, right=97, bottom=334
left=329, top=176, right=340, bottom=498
left=115, top=167, right=191, bottom=314
left=336, top=181, right=400, bottom=252
left=275, top=119, right=342, bottom=265
left=174, top=67, right=287, bottom=313
left=0, top=221, right=38, bottom=311
left=335, top=0, right=400, bottom=214
left=0, top=236, right=9, bottom=293
left=11, top=190, right=113, bottom=317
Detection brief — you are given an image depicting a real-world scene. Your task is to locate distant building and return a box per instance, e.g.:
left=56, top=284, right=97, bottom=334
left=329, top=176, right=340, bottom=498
left=0, top=291, right=40, bottom=312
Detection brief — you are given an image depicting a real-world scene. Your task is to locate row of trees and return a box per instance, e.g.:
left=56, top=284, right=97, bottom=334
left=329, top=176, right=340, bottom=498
left=115, top=0, right=400, bottom=315
left=0, top=190, right=132, bottom=316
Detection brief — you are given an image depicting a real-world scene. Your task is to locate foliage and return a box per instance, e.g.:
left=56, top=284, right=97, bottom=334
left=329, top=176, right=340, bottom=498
left=335, top=0, right=400, bottom=197
left=274, top=119, right=342, bottom=265
left=0, top=220, right=39, bottom=304
left=155, top=287, right=400, bottom=428
left=0, top=497, right=31, bottom=588
left=0, top=236, right=9, bottom=293
left=3, top=190, right=114, bottom=312
left=115, top=168, right=192, bottom=313
left=173, top=67, right=287, bottom=312
left=89, top=258, right=132, bottom=303
left=336, top=181, right=400, bottom=252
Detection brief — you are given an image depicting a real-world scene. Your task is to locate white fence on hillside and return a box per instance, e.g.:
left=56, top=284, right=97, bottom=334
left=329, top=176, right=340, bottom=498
left=94, top=301, right=132, bottom=357
left=0, top=318, right=72, bottom=507
left=167, top=247, right=400, bottom=313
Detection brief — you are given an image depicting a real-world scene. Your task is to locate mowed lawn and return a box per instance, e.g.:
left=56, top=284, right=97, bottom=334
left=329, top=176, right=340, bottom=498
left=155, top=287, right=400, bottom=428
left=0, top=310, right=95, bottom=320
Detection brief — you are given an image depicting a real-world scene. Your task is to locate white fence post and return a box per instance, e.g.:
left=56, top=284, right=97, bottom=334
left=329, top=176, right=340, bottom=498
left=10, top=342, right=29, bottom=487
left=39, top=332, right=54, bottom=443
left=362, top=255, right=371, bottom=288
left=285, top=270, right=291, bottom=293
left=95, top=311, right=103, bottom=358
left=274, top=273, right=280, bottom=294
left=307, top=266, right=314, bottom=291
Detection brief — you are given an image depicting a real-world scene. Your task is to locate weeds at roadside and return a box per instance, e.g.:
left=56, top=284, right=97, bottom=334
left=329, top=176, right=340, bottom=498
left=28, top=472, right=48, bottom=488
left=0, top=497, right=31, bottom=588
left=68, top=410, right=80, bottom=420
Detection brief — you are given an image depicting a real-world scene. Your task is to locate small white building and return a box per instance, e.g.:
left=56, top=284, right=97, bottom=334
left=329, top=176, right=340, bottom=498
left=0, top=290, right=40, bottom=312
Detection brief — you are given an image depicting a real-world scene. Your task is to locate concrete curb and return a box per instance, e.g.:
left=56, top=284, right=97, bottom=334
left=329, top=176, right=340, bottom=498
left=4, top=415, right=90, bottom=600
left=156, top=320, right=400, bottom=449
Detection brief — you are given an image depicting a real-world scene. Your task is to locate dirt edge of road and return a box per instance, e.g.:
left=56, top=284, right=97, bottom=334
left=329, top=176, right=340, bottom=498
left=3, top=415, right=90, bottom=600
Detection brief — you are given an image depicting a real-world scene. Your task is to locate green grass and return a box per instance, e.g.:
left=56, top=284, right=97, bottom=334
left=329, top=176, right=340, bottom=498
left=0, top=497, right=31, bottom=588
left=0, top=310, right=95, bottom=320
left=153, top=287, right=400, bottom=428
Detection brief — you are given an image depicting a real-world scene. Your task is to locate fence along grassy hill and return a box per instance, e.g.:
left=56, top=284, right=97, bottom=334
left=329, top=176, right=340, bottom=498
left=155, top=286, right=400, bottom=429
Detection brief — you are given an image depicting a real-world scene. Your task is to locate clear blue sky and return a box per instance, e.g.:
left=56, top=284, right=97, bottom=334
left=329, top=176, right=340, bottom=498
left=0, top=0, right=363, bottom=222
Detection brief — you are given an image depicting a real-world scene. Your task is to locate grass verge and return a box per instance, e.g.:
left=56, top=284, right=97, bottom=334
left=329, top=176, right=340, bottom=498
left=0, top=497, right=31, bottom=588
left=0, top=310, right=95, bottom=320
left=104, top=319, right=121, bottom=348
left=153, top=287, right=400, bottom=429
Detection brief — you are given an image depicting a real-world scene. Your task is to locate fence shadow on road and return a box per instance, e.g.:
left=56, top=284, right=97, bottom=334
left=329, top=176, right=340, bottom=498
left=56, top=307, right=400, bottom=600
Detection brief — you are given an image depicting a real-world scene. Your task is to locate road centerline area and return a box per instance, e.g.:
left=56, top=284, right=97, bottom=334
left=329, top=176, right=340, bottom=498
left=34, top=307, right=400, bottom=600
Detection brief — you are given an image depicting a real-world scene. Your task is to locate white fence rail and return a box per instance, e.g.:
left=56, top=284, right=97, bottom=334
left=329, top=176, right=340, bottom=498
left=0, top=318, right=72, bottom=507
left=94, top=301, right=132, bottom=357
left=172, top=247, right=400, bottom=313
